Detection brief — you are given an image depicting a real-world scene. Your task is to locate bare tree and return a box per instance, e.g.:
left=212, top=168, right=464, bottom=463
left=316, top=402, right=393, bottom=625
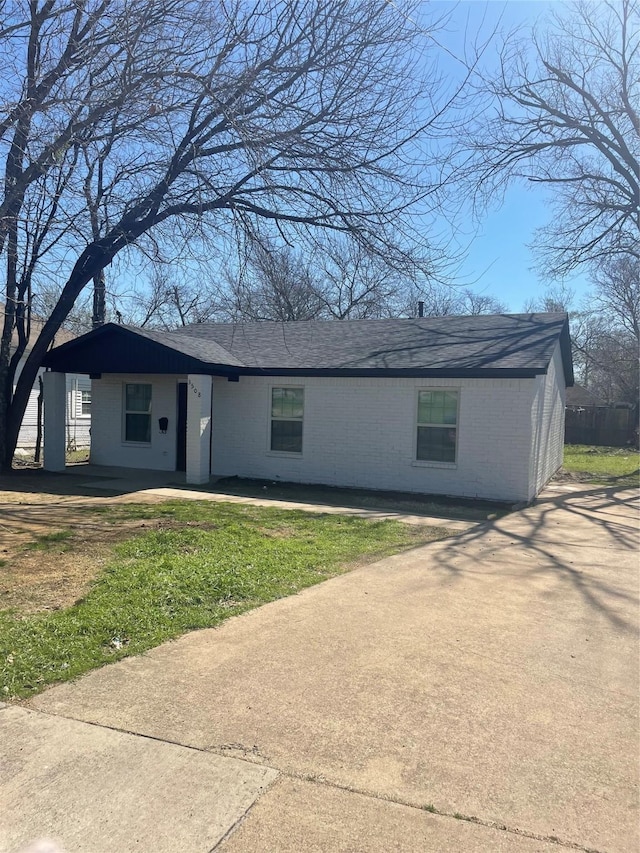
left=134, top=236, right=508, bottom=326
left=220, top=243, right=325, bottom=322
left=465, top=0, right=639, bottom=279
left=522, top=283, right=575, bottom=315
left=586, top=254, right=639, bottom=403
left=125, top=267, right=221, bottom=328
left=460, top=290, right=507, bottom=316
left=591, top=255, right=640, bottom=344
left=525, top=278, right=639, bottom=403
left=312, top=238, right=413, bottom=319
left=416, top=286, right=506, bottom=317
left=0, top=0, right=467, bottom=469
left=573, top=316, right=639, bottom=403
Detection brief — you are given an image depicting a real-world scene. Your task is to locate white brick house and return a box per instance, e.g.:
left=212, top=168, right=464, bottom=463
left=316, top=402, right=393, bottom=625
left=41, top=314, right=573, bottom=503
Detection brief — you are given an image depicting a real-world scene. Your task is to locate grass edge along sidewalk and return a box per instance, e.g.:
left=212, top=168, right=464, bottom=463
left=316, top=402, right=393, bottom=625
left=1, top=500, right=452, bottom=700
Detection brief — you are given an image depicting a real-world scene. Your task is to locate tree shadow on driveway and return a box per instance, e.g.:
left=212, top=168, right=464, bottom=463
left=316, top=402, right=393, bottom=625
left=429, top=483, right=639, bottom=633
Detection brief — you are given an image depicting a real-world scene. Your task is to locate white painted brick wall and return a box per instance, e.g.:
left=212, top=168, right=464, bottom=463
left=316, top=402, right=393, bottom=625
left=212, top=375, right=537, bottom=502
left=529, top=342, right=566, bottom=498
left=89, top=369, right=566, bottom=502
left=91, top=373, right=186, bottom=470
left=186, top=374, right=212, bottom=484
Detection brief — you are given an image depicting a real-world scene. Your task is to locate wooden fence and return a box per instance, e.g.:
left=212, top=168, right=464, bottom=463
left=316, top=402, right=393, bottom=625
left=565, top=404, right=639, bottom=447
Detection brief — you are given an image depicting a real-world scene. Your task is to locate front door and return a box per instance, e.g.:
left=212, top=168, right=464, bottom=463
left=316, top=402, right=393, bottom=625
left=176, top=382, right=187, bottom=471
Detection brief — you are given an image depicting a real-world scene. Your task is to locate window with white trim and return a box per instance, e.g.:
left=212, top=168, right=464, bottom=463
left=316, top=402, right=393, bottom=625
left=123, top=383, right=152, bottom=443
left=416, top=390, right=458, bottom=463
left=270, top=387, right=303, bottom=453
left=80, top=389, right=91, bottom=416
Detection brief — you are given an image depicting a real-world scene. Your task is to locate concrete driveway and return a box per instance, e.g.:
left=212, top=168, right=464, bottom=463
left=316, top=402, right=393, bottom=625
left=2, top=482, right=638, bottom=853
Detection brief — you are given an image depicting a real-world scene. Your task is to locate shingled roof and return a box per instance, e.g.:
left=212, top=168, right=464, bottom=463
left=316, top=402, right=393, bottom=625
left=43, top=312, right=573, bottom=383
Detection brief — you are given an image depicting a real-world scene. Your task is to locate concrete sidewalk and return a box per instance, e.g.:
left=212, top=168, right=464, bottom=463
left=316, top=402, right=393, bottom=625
left=0, top=705, right=276, bottom=853
left=2, top=483, right=639, bottom=852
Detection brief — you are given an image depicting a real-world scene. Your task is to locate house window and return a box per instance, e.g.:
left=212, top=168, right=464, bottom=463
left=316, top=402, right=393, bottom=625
left=80, top=390, right=91, bottom=416
left=124, top=383, right=152, bottom=443
left=271, top=387, right=303, bottom=453
left=417, top=390, right=458, bottom=463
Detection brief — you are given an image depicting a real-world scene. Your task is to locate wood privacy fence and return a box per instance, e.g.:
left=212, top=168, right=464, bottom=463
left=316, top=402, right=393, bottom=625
left=565, top=405, right=639, bottom=447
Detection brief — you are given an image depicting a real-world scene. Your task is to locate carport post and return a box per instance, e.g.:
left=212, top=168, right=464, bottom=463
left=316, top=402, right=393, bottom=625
left=43, top=370, right=66, bottom=472
left=186, top=374, right=212, bottom=485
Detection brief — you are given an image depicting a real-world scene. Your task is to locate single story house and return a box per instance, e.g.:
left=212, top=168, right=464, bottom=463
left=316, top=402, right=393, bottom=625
left=565, top=384, right=605, bottom=408
left=41, top=312, right=573, bottom=503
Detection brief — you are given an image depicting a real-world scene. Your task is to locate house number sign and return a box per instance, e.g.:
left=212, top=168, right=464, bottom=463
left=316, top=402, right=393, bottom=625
left=188, top=379, right=202, bottom=398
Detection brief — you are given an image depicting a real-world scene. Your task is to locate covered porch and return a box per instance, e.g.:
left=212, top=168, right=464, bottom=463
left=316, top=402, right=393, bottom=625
left=40, top=323, right=246, bottom=487
left=42, top=370, right=215, bottom=486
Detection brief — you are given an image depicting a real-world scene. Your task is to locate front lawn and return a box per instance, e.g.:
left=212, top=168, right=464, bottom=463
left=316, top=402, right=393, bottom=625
left=562, top=445, right=640, bottom=487
left=0, top=500, right=450, bottom=699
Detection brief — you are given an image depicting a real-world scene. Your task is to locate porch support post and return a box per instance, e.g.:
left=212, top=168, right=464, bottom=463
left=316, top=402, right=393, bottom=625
left=43, top=371, right=66, bottom=472
left=186, top=374, right=212, bottom=485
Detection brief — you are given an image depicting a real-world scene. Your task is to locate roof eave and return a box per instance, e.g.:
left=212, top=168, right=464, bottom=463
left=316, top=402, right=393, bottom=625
left=232, top=367, right=544, bottom=379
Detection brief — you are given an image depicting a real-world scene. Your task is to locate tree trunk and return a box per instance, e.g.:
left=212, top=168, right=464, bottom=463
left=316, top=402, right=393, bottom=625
left=0, top=246, right=109, bottom=470
left=92, top=269, right=106, bottom=328
left=0, top=361, right=12, bottom=471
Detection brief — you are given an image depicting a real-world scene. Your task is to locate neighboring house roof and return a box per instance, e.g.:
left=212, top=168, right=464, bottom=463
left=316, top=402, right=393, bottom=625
left=565, top=384, right=605, bottom=407
left=43, top=312, right=574, bottom=383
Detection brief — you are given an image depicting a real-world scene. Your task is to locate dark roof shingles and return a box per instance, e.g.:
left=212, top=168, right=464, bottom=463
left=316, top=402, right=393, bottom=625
left=43, top=313, right=571, bottom=379
left=170, top=313, right=567, bottom=373
left=126, top=325, right=244, bottom=367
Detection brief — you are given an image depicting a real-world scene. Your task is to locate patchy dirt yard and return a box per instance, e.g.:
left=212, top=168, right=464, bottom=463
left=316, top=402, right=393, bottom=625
left=0, top=472, right=171, bottom=615
left=0, top=467, right=477, bottom=618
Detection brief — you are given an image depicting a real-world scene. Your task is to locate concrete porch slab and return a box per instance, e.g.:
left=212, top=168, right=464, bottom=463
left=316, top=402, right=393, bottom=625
left=66, top=464, right=188, bottom=491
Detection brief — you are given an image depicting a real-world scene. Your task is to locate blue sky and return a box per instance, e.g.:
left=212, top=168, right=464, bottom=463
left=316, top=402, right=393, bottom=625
left=112, top=1, right=593, bottom=319
left=430, top=0, right=592, bottom=311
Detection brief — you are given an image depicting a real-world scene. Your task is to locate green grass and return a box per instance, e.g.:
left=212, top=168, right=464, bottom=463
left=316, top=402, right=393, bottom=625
left=563, top=445, right=640, bottom=486
left=24, top=530, right=73, bottom=551
left=0, top=500, right=449, bottom=699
